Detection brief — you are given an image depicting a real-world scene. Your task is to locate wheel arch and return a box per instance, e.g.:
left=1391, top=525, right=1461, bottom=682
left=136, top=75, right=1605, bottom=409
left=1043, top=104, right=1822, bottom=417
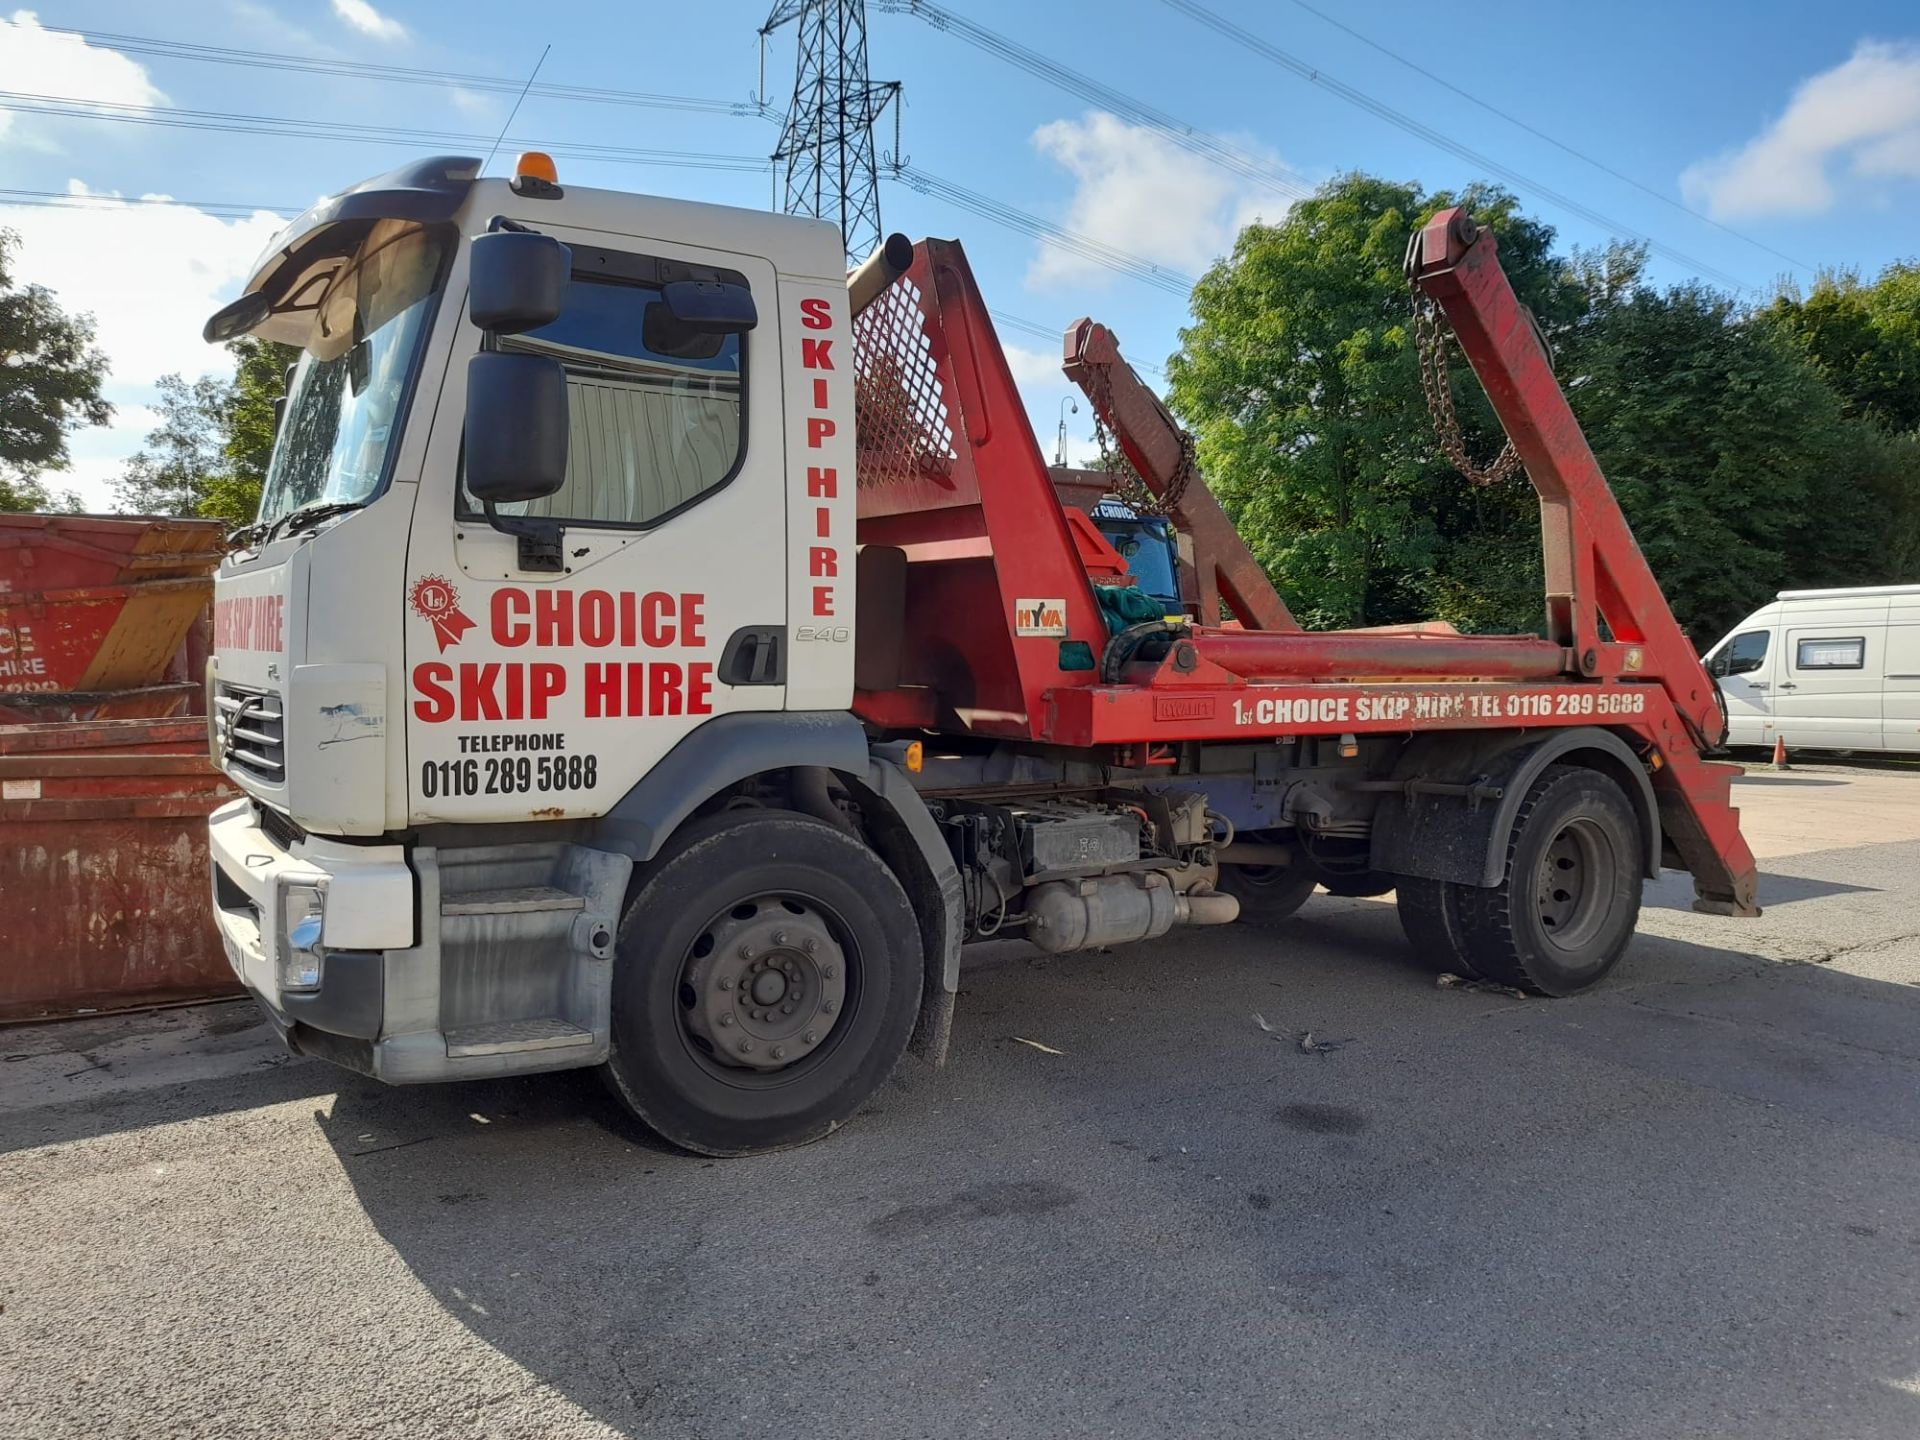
left=598, top=716, right=963, bottom=1065
left=1370, top=726, right=1661, bottom=888
left=599, top=711, right=871, bottom=861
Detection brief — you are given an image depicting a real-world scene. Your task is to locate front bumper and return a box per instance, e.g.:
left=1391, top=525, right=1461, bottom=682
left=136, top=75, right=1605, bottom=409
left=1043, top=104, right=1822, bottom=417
left=207, top=798, right=627, bottom=1082
left=207, top=797, right=413, bottom=1056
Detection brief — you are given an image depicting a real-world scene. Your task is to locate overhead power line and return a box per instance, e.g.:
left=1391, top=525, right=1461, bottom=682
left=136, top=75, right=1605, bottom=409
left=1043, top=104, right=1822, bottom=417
left=0, top=188, right=289, bottom=219
left=1282, top=0, right=1812, bottom=274
left=1, top=92, right=1190, bottom=297
left=899, top=166, right=1195, bottom=296
left=0, top=92, right=774, bottom=173
left=1154, top=0, right=1759, bottom=292
left=875, top=0, right=1315, bottom=205
left=0, top=188, right=1170, bottom=380
left=17, top=17, right=1206, bottom=300
left=29, top=23, right=771, bottom=121
left=988, top=309, right=1166, bottom=380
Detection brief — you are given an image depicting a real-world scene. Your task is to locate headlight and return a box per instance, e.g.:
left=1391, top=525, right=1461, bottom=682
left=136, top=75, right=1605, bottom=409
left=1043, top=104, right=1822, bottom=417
left=276, top=878, right=327, bottom=992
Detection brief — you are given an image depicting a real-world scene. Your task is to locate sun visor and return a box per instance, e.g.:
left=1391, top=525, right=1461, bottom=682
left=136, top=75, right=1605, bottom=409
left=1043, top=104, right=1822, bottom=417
left=203, top=155, right=481, bottom=346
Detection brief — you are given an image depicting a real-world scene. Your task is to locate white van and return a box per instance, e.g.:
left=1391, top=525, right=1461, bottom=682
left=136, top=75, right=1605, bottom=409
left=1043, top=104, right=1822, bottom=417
left=1703, top=584, right=1920, bottom=754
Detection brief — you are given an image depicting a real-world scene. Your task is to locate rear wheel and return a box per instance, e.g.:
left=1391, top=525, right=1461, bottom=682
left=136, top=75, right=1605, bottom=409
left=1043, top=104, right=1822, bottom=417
left=603, top=811, right=923, bottom=1156
left=1215, top=861, right=1317, bottom=925
left=1316, top=870, right=1396, bottom=898
left=1452, top=764, right=1643, bottom=996
left=1394, top=875, right=1481, bottom=978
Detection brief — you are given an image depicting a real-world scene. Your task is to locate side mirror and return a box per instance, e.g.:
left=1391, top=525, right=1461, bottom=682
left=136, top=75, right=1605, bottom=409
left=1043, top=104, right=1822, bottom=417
left=468, top=231, right=571, bottom=335
left=465, top=352, right=568, bottom=504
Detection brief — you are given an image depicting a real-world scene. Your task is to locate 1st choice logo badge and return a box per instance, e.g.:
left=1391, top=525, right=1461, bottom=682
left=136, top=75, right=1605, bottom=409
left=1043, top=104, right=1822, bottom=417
left=410, top=574, right=477, bottom=652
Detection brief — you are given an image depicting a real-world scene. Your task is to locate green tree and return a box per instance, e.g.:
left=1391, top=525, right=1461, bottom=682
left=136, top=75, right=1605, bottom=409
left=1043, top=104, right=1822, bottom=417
left=114, top=371, right=232, bottom=517
left=115, top=338, right=298, bottom=525
left=1168, top=172, right=1920, bottom=640
left=0, top=227, right=111, bottom=511
left=1763, top=263, right=1920, bottom=434
left=198, top=337, right=297, bottom=526
left=1567, top=282, right=1891, bottom=641
left=1166, top=174, right=1588, bottom=629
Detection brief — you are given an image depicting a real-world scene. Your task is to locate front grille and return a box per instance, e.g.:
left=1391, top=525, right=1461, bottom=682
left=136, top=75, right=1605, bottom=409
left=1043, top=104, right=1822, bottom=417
left=214, top=681, right=285, bottom=785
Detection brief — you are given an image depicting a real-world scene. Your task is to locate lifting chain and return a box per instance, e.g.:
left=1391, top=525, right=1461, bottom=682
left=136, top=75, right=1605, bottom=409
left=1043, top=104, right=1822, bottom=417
left=1410, top=283, right=1524, bottom=487
left=1087, top=363, right=1195, bottom=519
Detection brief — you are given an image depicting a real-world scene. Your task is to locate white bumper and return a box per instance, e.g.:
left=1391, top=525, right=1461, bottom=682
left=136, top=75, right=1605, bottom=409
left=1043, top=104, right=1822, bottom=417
left=206, top=797, right=414, bottom=1009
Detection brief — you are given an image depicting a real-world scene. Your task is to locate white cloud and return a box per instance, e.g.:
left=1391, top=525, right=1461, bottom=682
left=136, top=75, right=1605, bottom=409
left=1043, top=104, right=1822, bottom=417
left=448, top=86, right=496, bottom=118
left=1002, top=342, right=1066, bottom=387
left=225, top=0, right=325, bottom=50
left=1026, top=111, right=1280, bottom=291
left=1681, top=40, right=1920, bottom=219
left=0, top=11, right=166, bottom=146
left=0, top=185, right=288, bottom=509
left=330, top=0, right=407, bottom=43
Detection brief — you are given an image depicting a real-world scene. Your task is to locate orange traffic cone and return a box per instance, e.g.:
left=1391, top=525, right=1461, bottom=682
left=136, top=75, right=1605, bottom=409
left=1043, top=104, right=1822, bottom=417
left=1771, top=734, right=1789, bottom=769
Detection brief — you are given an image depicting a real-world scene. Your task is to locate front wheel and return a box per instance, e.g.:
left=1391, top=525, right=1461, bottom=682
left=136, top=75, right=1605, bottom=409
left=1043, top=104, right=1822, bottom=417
left=603, top=811, right=924, bottom=1156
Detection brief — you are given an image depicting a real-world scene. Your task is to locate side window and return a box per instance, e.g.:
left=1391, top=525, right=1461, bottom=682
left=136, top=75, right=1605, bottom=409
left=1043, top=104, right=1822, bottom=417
left=484, top=266, right=747, bottom=528
left=1794, top=636, right=1865, bottom=670
left=1711, top=629, right=1769, bottom=677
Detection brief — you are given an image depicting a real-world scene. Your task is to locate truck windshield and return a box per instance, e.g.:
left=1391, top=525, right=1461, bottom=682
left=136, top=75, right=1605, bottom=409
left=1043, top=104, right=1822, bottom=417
left=1101, top=519, right=1179, bottom=607
left=255, top=224, right=449, bottom=532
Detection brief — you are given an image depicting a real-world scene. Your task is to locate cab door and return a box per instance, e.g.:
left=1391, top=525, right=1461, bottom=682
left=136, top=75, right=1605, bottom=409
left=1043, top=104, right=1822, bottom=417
left=403, top=230, right=785, bottom=822
left=1707, top=626, right=1776, bottom=745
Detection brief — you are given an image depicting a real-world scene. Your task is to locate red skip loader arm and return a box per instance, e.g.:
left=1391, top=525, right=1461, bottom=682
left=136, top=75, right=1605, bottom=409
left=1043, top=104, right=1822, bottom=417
left=1408, top=208, right=1758, bottom=915
left=1409, top=210, right=1719, bottom=732
left=1061, top=319, right=1298, bottom=633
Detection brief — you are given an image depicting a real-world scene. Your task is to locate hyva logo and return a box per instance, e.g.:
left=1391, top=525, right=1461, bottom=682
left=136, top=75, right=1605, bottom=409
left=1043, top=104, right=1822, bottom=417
left=1014, top=598, right=1067, bottom=638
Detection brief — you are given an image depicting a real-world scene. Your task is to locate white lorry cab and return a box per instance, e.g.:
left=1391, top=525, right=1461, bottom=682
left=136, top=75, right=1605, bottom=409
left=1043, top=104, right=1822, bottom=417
left=1703, top=584, right=1920, bottom=754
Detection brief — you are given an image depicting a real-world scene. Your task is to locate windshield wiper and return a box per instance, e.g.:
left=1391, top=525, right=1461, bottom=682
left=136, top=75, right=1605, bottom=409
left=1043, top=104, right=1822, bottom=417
left=266, top=500, right=364, bottom=544
left=227, top=518, right=270, bottom=551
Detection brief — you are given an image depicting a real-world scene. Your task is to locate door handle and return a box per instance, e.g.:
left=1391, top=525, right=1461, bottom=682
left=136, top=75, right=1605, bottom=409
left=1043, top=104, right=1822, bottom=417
left=1746, top=682, right=1769, bottom=691
left=1776, top=681, right=1797, bottom=691
left=718, top=626, right=786, bottom=686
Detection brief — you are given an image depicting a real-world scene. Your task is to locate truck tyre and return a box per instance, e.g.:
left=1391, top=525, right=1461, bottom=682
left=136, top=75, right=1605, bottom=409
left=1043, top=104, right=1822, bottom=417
left=1394, top=876, right=1482, bottom=979
left=603, top=810, right=923, bottom=1156
left=1452, top=764, right=1643, bottom=996
left=1317, top=871, right=1397, bottom=898
left=1215, top=861, right=1317, bottom=925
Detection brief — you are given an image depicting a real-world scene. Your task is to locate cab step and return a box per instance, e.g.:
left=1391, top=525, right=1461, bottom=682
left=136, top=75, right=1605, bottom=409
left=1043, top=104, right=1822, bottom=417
left=444, top=1017, right=594, bottom=1057
left=441, top=885, right=585, bottom=917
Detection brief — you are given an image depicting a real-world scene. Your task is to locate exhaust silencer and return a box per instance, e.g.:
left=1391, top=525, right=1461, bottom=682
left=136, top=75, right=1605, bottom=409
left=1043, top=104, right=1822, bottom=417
left=1025, top=873, right=1239, bottom=954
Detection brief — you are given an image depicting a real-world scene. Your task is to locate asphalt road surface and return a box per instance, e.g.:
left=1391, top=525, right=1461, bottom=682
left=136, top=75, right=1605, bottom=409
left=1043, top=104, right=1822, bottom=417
left=4, top=765, right=1919, bottom=1439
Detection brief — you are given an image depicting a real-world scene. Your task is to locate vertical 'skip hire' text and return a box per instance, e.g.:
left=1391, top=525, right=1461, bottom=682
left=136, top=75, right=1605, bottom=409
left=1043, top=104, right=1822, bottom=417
left=798, top=293, right=845, bottom=633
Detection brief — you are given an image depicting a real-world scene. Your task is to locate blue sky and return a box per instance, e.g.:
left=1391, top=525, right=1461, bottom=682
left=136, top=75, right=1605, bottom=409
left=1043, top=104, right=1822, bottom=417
left=3, top=0, right=1917, bottom=508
